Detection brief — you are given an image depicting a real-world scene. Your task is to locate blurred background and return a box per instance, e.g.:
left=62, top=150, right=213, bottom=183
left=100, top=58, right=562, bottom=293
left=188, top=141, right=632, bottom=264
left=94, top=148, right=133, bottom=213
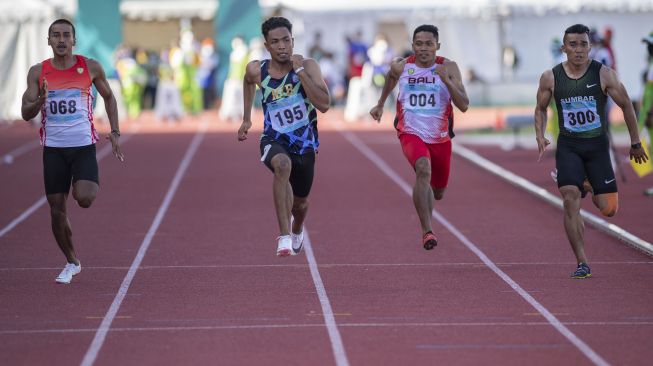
left=1, top=0, right=652, bottom=128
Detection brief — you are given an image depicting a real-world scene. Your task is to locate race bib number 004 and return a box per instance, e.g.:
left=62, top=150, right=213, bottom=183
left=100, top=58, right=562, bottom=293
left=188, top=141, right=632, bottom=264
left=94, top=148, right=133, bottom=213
left=47, top=89, right=82, bottom=124
left=403, top=84, right=441, bottom=114
left=562, top=100, right=601, bottom=133
left=268, top=93, right=310, bottom=134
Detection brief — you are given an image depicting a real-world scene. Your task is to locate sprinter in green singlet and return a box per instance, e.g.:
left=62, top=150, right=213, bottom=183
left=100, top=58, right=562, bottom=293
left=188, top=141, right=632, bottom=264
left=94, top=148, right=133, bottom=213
left=534, top=24, right=648, bottom=279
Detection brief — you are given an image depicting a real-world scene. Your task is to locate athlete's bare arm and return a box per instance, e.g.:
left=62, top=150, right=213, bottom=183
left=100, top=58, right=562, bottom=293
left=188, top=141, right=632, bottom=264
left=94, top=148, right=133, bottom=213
left=291, top=55, right=330, bottom=113
left=89, top=59, right=124, bottom=162
left=370, top=57, right=406, bottom=122
left=21, top=64, right=46, bottom=121
left=436, top=59, right=469, bottom=112
left=600, top=66, right=649, bottom=163
left=238, top=60, right=261, bottom=141
left=535, top=69, right=555, bottom=162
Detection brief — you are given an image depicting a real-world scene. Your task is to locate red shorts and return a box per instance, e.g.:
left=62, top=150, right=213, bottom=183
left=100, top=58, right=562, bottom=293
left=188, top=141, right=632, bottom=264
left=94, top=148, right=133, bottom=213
left=398, top=133, right=452, bottom=189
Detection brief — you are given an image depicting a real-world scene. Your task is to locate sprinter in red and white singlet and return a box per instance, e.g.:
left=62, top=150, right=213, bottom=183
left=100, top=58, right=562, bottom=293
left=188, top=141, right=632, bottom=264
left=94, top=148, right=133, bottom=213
left=370, top=24, right=469, bottom=250
left=21, top=19, right=124, bottom=284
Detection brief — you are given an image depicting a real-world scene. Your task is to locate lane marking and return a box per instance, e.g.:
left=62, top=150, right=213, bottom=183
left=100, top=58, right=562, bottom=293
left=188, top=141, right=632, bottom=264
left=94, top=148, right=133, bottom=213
left=1, top=140, right=39, bottom=166
left=338, top=129, right=611, bottom=366
left=304, top=230, right=350, bottom=366
left=2, top=260, right=650, bottom=271
left=0, top=130, right=137, bottom=239
left=453, top=143, right=653, bottom=257
left=80, top=121, right=208, bottom=366
left=3, top=321, right=652, bottom=335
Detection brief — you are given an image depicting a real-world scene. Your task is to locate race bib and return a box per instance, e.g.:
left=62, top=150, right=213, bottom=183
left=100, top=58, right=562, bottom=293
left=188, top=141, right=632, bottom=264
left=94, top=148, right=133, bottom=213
left=562, top=100, right=601, bottom=133
left=268, top=93, right=310, bottom=134
left=402, top=84, right=441, bottom=114
left=47, top=89, right=82, bottom=124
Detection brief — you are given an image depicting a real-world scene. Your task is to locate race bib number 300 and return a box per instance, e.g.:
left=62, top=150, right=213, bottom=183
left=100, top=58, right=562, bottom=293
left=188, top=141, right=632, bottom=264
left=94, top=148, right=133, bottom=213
left=562, top=100, right=601, bottom=133
left=47, top=89, right=82, bottom=124
left=268, top=94, right=310, bottom=134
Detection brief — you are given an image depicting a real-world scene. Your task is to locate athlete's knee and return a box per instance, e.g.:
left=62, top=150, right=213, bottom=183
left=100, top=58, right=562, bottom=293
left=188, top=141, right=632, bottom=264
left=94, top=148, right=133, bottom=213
left=49, top=205, right=67, bottom=222
left=292, top=197, right=309, bottom=213
left=433, top=188, right=445, bottom=200
left=414, top=158, right=431, bottom=180
left=76, top=197, right=94, bottom=208
left=272, top=155, right=292, bottom=177
left=599, top=194, right=618, bottom=217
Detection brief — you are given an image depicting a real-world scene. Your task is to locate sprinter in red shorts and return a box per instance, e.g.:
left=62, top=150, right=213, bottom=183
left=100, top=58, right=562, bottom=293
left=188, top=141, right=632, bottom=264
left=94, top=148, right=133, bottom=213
left=370, top=24, right=469, bottom=250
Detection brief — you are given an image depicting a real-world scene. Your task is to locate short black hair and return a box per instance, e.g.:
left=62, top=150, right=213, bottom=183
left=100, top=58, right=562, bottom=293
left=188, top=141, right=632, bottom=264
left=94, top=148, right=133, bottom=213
left=563, top=24, right=590, bottom=43
left=262, top=17, right=292, bottom=39
left=413, top=25, right=438, bottom=41
left=48, top=18, right=76, bottom=39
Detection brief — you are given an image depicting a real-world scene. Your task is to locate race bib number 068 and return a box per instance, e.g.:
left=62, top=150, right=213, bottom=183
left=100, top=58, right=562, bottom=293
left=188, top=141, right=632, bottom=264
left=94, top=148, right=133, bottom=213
left=47, top=89, right=82, bottom=124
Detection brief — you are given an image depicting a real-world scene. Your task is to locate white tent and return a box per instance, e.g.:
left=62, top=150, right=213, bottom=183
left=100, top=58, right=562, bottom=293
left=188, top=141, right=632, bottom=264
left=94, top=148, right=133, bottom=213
left=0, top=0, right=60, bottom=122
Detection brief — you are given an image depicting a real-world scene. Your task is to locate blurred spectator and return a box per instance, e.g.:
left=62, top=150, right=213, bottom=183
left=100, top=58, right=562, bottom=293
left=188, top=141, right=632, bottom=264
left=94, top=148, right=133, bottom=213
left=640, top=32, right=653, bottom=195
left=155, top=48, right=184, bottom=123
left=197, top=38, right=219, bottom=110
left=171, top=29, right=202, bottom=115
left=320, top=52, right=344, bottom=105
left=309, top=31, right=327, bottom=61
left=140, top=50, right=159, bottom=110
left=346, top=30, right=368, bottom=87
left=115, top=47, right=146, bottom=119
left=219, top=36, right=249, bottom=122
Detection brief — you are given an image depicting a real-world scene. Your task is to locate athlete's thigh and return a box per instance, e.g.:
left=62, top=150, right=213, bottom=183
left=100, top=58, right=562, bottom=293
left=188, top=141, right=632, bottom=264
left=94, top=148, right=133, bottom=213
left=289, top=152, right=316, bottom=198
left=584, top=143, right=617, bottom=195
left=260, top=140, right=289, bottom=172
left=43, top=147, right=72, bottom=195
left=398, top=133, right=429, bottom=168
left=71, top=144, right=99, bottom=185
left=555, top=139, right=585, bottom=190
left=427, top=140, right=452, bottom=189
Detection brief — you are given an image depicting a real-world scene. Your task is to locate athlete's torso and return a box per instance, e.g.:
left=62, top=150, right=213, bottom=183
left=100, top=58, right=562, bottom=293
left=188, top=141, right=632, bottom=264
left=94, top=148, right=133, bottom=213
left=553, top=60, right=608, bottom=139
left=259, top=60, right=318, bottom=154
left=395, top=55, right=453, bottom=144
left=39, top=55, right=97, bottom=147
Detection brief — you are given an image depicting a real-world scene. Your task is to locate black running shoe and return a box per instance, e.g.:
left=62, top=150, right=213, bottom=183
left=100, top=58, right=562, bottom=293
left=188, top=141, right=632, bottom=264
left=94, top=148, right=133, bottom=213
left=571, top=262, right=592, bottom=279
left=422, top=231, right=438, bottom=250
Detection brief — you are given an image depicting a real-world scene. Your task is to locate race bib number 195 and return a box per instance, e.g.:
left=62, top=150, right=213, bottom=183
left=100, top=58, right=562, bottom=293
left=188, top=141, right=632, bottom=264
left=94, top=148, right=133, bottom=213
left=268, top=93, right=310, bottom=134
left=47, top=89, right=82, bottom=124
left=562, top=100, right=601, bottom=133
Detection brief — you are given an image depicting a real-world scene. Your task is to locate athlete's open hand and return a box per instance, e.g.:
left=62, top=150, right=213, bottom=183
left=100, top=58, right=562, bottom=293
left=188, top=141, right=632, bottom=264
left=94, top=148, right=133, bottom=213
left=536, top=136, right=550, bottom=162
left=369, top=105, right=384, bottom=123
left=107, top=133, right=124, bottom=162
left=238, top=120, right=252, bottom=141
left=630, top=143, right=649, bottom=164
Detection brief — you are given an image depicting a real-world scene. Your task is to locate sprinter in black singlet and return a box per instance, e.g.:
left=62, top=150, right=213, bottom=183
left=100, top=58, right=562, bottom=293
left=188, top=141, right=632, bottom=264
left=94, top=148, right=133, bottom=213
left=534, top=24, right=648, bottom=279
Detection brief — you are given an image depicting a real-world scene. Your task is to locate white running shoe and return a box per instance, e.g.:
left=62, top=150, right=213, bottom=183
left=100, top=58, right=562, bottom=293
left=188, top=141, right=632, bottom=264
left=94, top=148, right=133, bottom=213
left=550, top=169, right=558, bottom=183
left=55, top=262, right=81, bottom=284
left=291, top=229, right=304, bottom=255
left=276, top=236, right=293, bottom=257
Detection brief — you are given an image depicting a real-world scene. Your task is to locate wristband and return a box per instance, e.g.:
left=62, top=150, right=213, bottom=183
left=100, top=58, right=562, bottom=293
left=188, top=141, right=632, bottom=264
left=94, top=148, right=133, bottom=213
left=111, top=130, right=121, bottom=137
left=295, top=66, right=305, bottom=74
left=631, top=142, right=642, bottom=149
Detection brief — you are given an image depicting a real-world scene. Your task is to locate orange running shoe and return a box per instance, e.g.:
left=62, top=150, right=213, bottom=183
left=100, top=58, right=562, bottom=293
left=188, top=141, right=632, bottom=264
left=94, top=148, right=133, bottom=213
left=422, top=231, right=438, bottom=250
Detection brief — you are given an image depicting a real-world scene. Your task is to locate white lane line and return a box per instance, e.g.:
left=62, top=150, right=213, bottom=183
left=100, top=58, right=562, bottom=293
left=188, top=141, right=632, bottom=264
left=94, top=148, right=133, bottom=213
left=339, top=129, right=610, bottom=366
left=304, top=230, right=350, bottom=366
left=453, top=144, right=653, bottom=256
left=1, top=140, right=39, bottom=165
left=0, top=131, right=137, bottom=239
left=4, top=321, right=652, bottom=335
left=80, top=121, right=208, bottom=366
left=2, top=260, right=650, bottom=272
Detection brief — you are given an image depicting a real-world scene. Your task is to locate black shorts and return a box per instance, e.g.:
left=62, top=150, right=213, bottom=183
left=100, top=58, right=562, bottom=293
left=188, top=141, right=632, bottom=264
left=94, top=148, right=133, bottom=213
left=259, top=140, right=315, bottom=198
left=43, top=144, right=99, bottom=195
left=556, top=134, right=616, bottom=195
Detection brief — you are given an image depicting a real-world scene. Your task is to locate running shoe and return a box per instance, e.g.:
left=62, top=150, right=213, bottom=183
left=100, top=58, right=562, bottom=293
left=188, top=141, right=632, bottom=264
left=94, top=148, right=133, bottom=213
left=422, top=231, right=438, bottom=250
left=276, top=235, right=293, bottom=257
left=55, top=262, right=81, bottom=284
left=291, top=229, right=304, bottom=255
left=571, top=262, right=591, bottom=279
left=550, top=169, right=558, bottom=183
left=644, top=187, right=653, bottom=196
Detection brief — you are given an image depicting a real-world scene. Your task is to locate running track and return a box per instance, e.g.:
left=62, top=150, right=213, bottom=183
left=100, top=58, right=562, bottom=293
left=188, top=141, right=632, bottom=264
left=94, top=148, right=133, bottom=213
left=1, top=111, right=652, bottom=366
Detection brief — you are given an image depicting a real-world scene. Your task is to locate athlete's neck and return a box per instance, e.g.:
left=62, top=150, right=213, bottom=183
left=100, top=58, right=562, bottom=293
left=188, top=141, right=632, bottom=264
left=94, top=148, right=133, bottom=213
left=51, top=54, right=77, bottom=70
left=563, top=59, right=591, bottom=79
left=415, top=59, right=436, bottom=68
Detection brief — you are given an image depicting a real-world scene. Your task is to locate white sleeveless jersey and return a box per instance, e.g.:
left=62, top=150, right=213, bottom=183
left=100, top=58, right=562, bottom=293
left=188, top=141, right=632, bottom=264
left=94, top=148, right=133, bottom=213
left=395, top=55, right=453, bottom=144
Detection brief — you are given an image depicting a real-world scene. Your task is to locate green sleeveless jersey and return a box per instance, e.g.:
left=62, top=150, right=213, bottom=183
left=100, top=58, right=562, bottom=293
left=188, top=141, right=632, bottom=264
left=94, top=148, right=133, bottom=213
left=553, top=60, right=607, bottom=138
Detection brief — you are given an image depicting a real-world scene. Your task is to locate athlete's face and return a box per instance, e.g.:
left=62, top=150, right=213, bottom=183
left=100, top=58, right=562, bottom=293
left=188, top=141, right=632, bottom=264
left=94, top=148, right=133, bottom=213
left=265, top=27, right=293, bottom=63
left=48, top=23, right=75, bottom=57
left=562, top=33, right=591, bottom=66
left=412, top=31, right=439, bottom=66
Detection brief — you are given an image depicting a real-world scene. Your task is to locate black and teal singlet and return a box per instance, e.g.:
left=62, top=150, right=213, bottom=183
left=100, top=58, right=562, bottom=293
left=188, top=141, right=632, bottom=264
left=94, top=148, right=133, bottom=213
left=553, top=60, right=608, bottom=139
left=259, top=60, right=319, bottom=154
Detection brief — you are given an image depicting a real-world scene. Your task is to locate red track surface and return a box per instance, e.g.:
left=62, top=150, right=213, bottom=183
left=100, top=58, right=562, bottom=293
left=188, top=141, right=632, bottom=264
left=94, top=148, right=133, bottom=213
left=1, top=111, right=652, bottom=366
